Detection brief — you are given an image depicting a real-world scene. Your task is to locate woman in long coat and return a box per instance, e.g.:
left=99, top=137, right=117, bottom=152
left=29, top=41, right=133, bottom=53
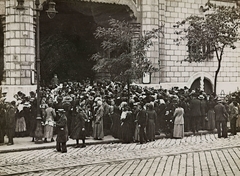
left=120, top=104, right=133, bottom=143
left=173, top=104, right=184, bottom=139
left=206, top=96, right=216, bottom=132
left=43, top=103, right=56, bottom=142
left=146, top=103, right=157, bottom=141
left=110, top=100, right=121, bottom=139
left=93, top=100, right=104, bottom=140
left=70, top=104, right=86, bottom=148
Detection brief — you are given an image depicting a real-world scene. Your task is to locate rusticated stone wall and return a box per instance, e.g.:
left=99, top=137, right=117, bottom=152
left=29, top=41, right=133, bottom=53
left=1, top=0, right=36, bottom=100
left=139, top=0, right=240, bottom=94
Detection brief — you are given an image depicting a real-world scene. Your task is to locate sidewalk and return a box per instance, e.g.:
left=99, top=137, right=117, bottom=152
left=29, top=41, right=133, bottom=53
left=0, top=130, right=216, bottom=153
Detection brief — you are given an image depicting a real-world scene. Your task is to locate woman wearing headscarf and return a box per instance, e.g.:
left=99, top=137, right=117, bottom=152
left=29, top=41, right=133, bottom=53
left=173, top=103, right=184, bottom=139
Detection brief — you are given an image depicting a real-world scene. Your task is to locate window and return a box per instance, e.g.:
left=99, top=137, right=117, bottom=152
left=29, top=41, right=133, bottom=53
left=188, top=42, right=214, bottom=60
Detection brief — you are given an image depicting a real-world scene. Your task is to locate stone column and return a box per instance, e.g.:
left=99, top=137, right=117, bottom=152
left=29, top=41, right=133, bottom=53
left=140, top=0, right=160, bottom=84
left=158, top=0, right=166, bottom=84
left=1, top=0, right=36, bottom=100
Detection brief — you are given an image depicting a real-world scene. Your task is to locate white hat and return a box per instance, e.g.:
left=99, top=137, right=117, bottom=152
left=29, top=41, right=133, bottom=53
left=57, top=109, right=66, bottom=113
left=198, top=95, right=205, bottom=100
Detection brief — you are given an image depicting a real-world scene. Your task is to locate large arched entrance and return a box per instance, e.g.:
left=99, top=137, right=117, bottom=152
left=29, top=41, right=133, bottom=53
left=190, top=77, right=213, bottom=94
left=39, top=1, right=135, bottom=86
left=190, top=77, right=200, bottom=91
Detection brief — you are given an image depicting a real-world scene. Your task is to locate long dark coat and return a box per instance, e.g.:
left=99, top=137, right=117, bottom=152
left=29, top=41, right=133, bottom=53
left=29, top=98, right=37, bottom=137
left=146, top=110, right=157, bottom=141
left=121, top=111, right=133, bottom=143
left=214, top=103, right=228, bottom=122
left=5, top=104, right=16, bottom=138
left=137, top=110, right=148, bottom=127
left=70, top=111, right=86, bottom=140
left=189, top=98, right=201, bottom=117
left=56, top=114, right=68, bottom=143
left=110, top=106, right=121, bottom=138
left=0, top=103, right=6, bottom=143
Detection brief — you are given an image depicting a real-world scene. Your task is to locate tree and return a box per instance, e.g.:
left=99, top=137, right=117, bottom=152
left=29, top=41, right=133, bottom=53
left=91, top=19, right=163, bottom=84
left=174, top=1, right=240, bottom=93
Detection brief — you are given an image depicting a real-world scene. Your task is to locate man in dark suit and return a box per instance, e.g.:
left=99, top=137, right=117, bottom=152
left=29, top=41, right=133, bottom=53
left=214, top=100, right=229, bottom=138
left=136, top=104, right=148, bottom=144
left=189, top=94, right=202, bottom=134
left=56, top=109, right=68, bottom=153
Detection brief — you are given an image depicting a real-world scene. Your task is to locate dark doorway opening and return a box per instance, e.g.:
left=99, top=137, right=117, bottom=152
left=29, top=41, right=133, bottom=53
left=190, top=77, right=213, bottom=94
left=190, top=77, right=200, bottom=92
left=204, top=78, right=213, bottom=94
left=39, top=1, right=134, bottom=86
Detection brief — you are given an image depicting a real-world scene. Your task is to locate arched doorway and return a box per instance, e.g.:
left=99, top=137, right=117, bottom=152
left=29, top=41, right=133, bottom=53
left=204, top=78, right=213, bottom=94
left=39, top=1, right=135, bottom=86
left=190, top=77, right=213, bottom=94
left=190, top=77, right=200, bottom=92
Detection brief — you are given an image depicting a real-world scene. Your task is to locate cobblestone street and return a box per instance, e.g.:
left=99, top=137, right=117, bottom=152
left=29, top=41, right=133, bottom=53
left=0, top=133, right=240, bottom=175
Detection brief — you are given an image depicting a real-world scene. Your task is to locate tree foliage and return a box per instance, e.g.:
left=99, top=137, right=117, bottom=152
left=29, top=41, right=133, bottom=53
left=91, top=18, right=163, bottom=83
left=174, top=1, right=240, bottom=93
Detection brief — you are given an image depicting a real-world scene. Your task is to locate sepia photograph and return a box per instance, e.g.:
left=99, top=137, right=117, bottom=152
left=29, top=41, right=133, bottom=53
left=0, top=0, right=240, bottom=175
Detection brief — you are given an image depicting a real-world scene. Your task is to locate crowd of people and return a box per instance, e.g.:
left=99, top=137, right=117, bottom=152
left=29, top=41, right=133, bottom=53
left=0, top=79, right=239, bottom=153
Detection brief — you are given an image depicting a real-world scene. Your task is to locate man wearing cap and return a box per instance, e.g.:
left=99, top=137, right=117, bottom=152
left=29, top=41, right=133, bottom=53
left=214, top=99, right=229, bottom=138
left=189, top=93, right=202, bottom=135
left=56, top=109, right=68, bottom=153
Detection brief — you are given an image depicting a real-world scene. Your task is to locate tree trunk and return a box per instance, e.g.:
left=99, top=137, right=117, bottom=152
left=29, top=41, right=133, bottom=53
left=127, top=78, right=130, bottom=104
left=214, top=59, right=221, bottom=94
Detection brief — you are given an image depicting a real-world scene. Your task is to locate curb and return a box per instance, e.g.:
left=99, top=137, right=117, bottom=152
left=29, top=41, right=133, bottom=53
left=0, top=131, right=218, bottom=154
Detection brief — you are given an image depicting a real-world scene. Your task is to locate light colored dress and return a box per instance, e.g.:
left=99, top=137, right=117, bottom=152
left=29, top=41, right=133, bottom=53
left=44, top=107, right=56, bottom=139
left=93, top=105, right=104, bottom=139
left=173, top=107, right=184, bottom=139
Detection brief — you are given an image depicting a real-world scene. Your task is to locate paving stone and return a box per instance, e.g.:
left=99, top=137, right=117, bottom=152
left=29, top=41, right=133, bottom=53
left=0, top=133, right=240, bottom=175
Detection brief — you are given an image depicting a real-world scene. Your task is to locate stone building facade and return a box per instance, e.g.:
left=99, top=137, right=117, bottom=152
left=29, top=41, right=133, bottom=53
left=139, top=0, right=240, bottom=95
left=0, top=0, right=239, bottom=100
